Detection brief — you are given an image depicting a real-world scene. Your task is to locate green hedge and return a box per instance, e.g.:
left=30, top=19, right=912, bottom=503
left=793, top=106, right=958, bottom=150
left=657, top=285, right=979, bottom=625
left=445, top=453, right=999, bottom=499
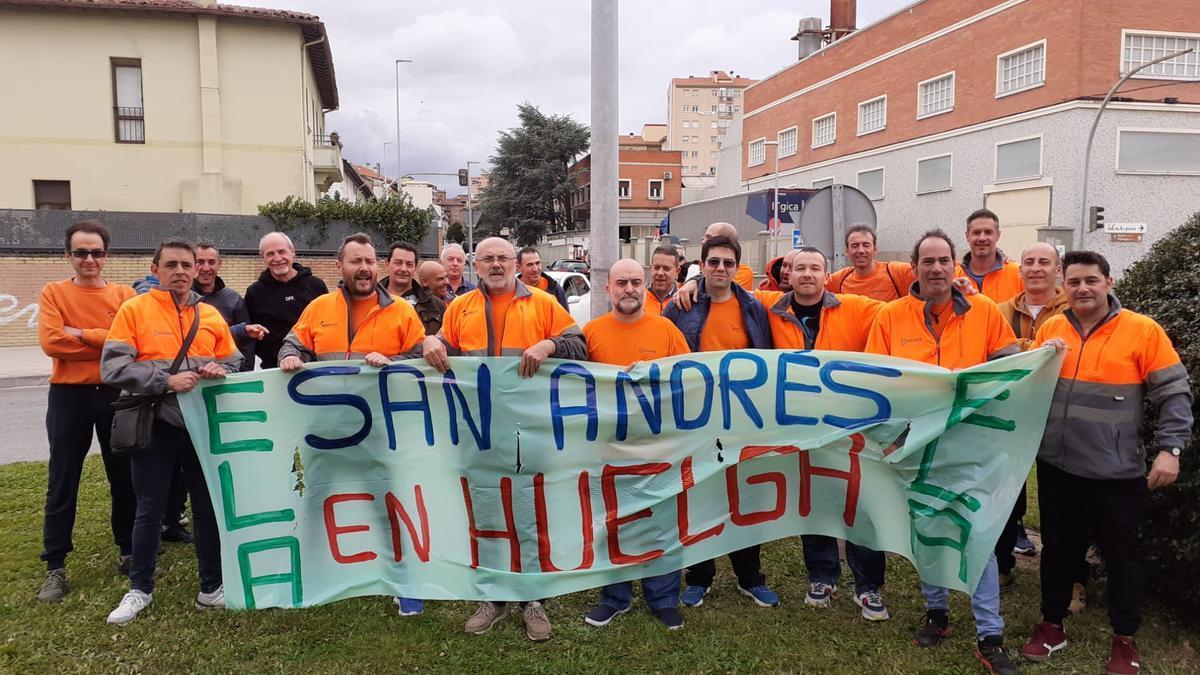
left=1113, top=211, right=1200, bottom=625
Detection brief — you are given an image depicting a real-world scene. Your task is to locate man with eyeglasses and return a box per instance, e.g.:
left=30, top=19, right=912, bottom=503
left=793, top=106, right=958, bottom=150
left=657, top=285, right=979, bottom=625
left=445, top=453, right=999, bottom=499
left=662, top=234, right=779, bottom=610
left=422, top=236, right=586, bottom=641
left=36, top=220, right=137, bottom=602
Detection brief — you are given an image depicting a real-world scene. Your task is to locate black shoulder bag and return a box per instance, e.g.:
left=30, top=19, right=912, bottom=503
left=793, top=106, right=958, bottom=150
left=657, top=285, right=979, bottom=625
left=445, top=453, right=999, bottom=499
left=110, top=315, right=200, bottom=457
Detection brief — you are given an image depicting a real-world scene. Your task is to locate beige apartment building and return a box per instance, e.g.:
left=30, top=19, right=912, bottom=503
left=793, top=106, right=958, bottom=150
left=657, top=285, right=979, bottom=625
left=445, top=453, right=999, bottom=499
left=0, top=0, right=341, bottom=215
left=666, top=70, right=757, bottom=179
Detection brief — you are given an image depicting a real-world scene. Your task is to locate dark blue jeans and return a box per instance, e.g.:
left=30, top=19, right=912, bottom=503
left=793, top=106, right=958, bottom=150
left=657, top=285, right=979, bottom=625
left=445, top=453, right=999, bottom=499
left=600, top=570, right=681, bottom=611
left=801, top=535, right=885, bottom=594
left=129, top=422, right=221, bottom=594
left=41, top=384, right=135, bottom=569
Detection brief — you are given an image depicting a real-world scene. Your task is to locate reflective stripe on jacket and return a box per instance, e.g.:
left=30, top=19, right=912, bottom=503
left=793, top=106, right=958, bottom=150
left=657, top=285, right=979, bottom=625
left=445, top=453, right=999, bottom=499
left=438, top=281, right=586, bottom=358
left=1033, top=295, right=1194, bottom=480
left=764, top=290, right=883, bottom=351
left=866, top=284, right=1019, bottom=369
left=278, top=284, right=425, bottom=363
left=101, top=287, right=241, bottom=427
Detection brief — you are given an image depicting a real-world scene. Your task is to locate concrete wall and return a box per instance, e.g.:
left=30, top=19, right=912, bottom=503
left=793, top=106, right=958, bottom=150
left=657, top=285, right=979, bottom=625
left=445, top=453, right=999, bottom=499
left=0, top=7, right=332, bottom=215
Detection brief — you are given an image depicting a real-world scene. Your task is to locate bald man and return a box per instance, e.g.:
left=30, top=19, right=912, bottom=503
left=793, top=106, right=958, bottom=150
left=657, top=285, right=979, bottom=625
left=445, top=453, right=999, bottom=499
left=244, top=232, right=328, bottom=369
left=418, top=260, right=450, bottom=302
left=685, top=222, right=755, bottom=289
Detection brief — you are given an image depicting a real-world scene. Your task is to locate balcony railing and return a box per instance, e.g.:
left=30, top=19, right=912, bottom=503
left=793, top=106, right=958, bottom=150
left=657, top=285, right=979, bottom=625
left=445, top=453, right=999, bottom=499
left=114, top=107, right=144, bottom=144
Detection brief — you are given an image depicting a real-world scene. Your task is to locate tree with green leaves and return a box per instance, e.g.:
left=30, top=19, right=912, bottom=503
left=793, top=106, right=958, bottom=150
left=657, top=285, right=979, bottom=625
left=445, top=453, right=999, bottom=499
left=445, top=221, right=466, bottom=244
left=478, top=102, right=589, bottom=247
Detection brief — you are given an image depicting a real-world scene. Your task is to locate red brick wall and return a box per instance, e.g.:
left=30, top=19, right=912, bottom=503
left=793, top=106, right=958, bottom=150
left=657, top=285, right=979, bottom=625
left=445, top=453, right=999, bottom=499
left=619, top=149, right=683, bottom=209
left=742, top=0, right=1200, bottom=182
left=0, top=252, right=365, bottom=348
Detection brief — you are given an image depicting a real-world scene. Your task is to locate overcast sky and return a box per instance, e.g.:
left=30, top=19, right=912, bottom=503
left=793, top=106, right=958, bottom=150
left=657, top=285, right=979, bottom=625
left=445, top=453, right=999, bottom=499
left=254, top=0, right=906, bottom=194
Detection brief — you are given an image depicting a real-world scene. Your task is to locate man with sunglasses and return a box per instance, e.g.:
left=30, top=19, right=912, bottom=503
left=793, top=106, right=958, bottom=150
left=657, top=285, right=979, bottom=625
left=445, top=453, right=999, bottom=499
left=662, top=234, right=778, bottom=610
left=36, top=221, right=137, bottom=602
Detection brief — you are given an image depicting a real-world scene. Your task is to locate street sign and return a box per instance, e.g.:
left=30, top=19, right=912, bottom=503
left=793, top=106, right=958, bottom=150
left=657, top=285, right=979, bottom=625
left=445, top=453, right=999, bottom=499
left=792, top=229, right=802, bottom=249
left=1105, top=222, right=1147, bottom=234
left=1110, top=233, right=1144, bottom=243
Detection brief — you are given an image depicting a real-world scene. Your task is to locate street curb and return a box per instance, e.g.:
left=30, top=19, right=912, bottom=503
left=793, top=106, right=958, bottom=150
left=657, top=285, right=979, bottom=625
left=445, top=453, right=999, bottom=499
left=0, top=375, right=49, bottom=389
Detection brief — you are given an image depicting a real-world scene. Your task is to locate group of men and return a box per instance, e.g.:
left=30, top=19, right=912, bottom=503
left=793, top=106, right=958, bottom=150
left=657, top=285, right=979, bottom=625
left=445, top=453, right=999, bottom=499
left=34, top=210, right=1190, bottom=675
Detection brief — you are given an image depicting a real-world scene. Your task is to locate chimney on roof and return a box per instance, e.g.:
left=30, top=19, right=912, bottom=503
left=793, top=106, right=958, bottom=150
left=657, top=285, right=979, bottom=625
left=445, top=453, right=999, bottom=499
left=792, top=17, right=824, bottom=59
left=830, top=0, right=857, bottom=41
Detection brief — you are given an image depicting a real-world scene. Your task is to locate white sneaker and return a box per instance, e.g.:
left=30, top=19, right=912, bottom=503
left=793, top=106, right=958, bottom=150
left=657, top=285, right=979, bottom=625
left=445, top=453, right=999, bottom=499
left=196, top=585, right=225, bottom=610
left=107, top=590, right=152, bottom=625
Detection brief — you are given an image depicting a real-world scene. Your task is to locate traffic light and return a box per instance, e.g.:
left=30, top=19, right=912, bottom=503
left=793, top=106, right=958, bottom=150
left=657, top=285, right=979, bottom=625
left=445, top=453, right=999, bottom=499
left=1088, top=205, right=1105, bottom=232
left=458, top=169, right=469, bottom=186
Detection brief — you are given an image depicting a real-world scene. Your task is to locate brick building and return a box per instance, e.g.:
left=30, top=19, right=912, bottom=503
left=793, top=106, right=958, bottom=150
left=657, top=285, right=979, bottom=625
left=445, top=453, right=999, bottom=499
left=565, top=127, right=683, bottom=244
left=740, top=0, right=1200, bottom=273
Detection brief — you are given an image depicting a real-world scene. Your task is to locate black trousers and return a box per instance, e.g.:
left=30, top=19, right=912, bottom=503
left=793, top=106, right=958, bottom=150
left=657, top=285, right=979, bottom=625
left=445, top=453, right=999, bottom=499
left=685, top=545, right=765, bottom=589
left=41, top=384, right=135, bottom=569
left=1037, top=460, right=1148, bottom=635
left=995, top=481, right=1028, bottom=574
left=162, top=464, right=188, bottom=528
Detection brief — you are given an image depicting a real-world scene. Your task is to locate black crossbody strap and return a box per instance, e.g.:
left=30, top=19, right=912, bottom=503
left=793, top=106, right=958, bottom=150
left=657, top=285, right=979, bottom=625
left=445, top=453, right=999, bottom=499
left=168, top=308, right=201, bottom=375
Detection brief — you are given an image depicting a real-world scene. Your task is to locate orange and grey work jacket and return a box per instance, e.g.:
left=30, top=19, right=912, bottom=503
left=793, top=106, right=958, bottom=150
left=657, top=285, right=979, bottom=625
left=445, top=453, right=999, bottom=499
left=278, top=284, right=425, bottom=363
left=101, top=287, right=242, bottom=427
left=1034, top=296, right=1193, bottom=480
left=437, top=281, right=587, bottom=358
left=866, top=284, right=1020, bottom=369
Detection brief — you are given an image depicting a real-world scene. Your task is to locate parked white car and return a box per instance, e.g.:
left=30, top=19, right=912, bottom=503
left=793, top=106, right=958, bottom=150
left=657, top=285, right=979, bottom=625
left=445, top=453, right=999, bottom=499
left=545, top=270, right=592, bottom=328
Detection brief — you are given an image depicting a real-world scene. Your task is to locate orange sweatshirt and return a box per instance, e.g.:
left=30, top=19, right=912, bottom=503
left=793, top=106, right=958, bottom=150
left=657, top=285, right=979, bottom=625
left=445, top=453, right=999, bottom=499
left=38, top=279, right=135, bottom=384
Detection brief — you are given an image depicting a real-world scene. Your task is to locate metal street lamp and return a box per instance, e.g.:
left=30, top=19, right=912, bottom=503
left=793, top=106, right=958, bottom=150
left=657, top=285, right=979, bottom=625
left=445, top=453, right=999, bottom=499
left=394, top=59, right=413, bottom=190
left=1078, top=47, right=1193, bottom=246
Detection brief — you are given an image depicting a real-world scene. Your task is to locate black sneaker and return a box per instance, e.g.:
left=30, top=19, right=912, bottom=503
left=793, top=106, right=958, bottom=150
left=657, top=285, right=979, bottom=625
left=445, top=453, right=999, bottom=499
left=583, top=603, right=629, bottom=627
left=652, top=606, right=684, bottom=630
left=914, top=611, right=951, bottom=647
left=161, top=524, right=194, bottom=544
left=977, top=635, right=1021, bottom=675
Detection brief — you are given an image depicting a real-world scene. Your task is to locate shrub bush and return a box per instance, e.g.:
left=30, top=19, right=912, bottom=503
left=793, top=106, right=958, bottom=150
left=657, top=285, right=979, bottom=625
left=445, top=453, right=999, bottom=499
left=1113, top=211, right=1200, bottom=625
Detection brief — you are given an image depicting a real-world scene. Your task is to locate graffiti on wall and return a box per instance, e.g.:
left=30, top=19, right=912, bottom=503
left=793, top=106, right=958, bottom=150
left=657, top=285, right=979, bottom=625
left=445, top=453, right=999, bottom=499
left=0, top=295, right=39, bottom=329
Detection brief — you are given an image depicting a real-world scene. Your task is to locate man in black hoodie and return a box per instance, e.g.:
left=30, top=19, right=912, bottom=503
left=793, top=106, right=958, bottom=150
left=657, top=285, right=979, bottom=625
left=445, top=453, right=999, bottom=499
left=245, top=232, right=328, bottom=369
left=516, top=247, right=569, bottom=309
left=194, top=243, right=264, bottom=372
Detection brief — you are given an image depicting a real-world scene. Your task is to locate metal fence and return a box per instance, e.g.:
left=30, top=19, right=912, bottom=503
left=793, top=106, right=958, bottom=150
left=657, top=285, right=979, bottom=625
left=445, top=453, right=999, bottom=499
left=0, top=209, right=438, bottom=256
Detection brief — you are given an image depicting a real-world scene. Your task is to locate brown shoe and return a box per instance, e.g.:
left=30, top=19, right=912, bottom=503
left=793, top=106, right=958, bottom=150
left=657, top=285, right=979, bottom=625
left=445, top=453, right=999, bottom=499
left=523, top=601, right=551, bottom=641
left=1068, top=582, right=1087, bottom=614
left=464, top=601, right=507, bottom=635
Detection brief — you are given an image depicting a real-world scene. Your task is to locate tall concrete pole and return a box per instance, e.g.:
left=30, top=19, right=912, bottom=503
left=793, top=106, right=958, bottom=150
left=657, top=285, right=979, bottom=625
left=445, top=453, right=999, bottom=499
left=590, top=0, right=618, bottom=319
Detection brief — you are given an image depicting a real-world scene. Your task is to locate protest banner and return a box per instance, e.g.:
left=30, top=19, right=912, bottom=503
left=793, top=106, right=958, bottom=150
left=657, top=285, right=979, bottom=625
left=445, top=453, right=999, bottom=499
left=179, top=348, right=1061, bottom=610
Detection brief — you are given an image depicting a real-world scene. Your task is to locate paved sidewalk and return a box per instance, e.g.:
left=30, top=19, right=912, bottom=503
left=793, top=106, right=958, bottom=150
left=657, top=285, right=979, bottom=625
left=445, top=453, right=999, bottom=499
left=0, top=346, right=52, bottom=389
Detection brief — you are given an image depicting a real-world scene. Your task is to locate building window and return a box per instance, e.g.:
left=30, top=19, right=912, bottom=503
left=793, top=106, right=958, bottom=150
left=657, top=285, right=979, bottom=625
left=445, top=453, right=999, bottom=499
left=778, top=126, right=798, bottom=158
left=618, top=179, right=631, bottom=199
left=857, top=96, right=887, bottom=136
left=691, top=136, right=699, bottom=143
left=1117, top=129, right=1200, bottom=174
left=682, top=136, right=690, bottom=144
left=918, top=72, right=955, bottom=118
left=691, top=150, right=699, bottom=158
left=811, top=113, right=836, bottom=148
left=996, top=40, right=1046, bottom=97
left=691, top=105, right=699, bottom=112
left=648, top=179, right=664, bottom=200
left=711, top=105, right=717, bottom=112
left=811, top=177, right=835, bottom=189
left=733, top=106, right=740, bottom=112
left=33, top=180, right=71, bottom=210
left=681, top=105, right=689, bottom=112
left=710, top=136, right=717, bottom=143
left=1123, top=31, right=1200, bottom=79
left=111, top=58, right=145, bottom=143
left=916, top=154, right=953, bottom=194
left=857, top=167, right=884, bottom=200
left=995, top=136, right=1042, bottom=182
left=748, top=138, right=766, bottom=167
left=710, top=151, right=718, bottom=159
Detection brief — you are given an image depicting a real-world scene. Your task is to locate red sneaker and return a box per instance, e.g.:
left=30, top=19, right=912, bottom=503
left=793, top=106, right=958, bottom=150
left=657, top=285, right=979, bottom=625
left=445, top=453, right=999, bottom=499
left=1106, top=635, right=1141, bottom=675
left=1019, top=621, right=1067, bottom=661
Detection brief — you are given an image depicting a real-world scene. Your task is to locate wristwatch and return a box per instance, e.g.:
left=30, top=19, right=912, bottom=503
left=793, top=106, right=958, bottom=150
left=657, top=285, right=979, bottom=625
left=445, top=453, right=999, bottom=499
left=1168, top=447, right=1182, bottom=457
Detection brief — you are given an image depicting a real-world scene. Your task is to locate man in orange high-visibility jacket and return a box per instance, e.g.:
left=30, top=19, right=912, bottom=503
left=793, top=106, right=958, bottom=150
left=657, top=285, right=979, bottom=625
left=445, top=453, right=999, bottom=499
left=827, top=224, right=916, bottom=302
left=100, top=239, right=242, bottom=626
left=278, top=233, right=425, bottom=371
left=422, top=236, right=586, bottom=642
left=1020, top=251, right=1193, bottom=675
left=866, top=229, right=1021, bottom=675
left=954, top=208, right=1023, bottom=303
left=643, top=244, right=681, bottom=316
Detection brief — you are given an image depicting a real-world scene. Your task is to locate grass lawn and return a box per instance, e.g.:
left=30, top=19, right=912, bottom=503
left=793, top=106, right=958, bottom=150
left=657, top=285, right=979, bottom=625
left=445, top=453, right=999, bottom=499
left=1, top=458, right=1197, bottom=674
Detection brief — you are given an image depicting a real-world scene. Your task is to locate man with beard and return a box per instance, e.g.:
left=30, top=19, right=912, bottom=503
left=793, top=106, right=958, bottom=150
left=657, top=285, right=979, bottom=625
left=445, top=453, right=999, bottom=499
left=422, top=236, right=586, bottom=641
left=866, top=229, right=1021, bottom=675
left=954, top=209, right=1023, bottom=303
left=381, top=241, right=446, bottom=336
left=581, top=259, right=690, bottom=630
left=245, top=232, right=328, bottom=369
left=827, top=224, right=915, bottom=301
